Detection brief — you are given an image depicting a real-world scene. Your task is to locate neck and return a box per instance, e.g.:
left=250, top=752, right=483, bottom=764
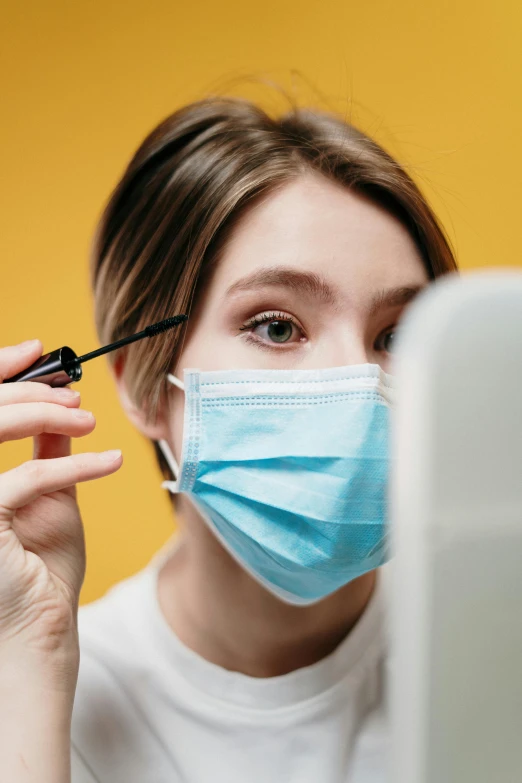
left=157, top=496, right=377, bottom=678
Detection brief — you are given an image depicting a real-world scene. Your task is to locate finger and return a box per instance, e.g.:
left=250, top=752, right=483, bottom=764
left=33, top=435, right=78, bottom=500
left=0, top=340, right=43, bottom=383
left=33, top=433, right=71, bottom=461
left=0, top=402, right=95, bottom=444
left=0, top=451, right=123, bottom=513
left=0, top=381, right=81, bottom=408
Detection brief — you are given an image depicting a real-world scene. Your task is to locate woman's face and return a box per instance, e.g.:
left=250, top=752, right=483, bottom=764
left=167, top=172, right=429, bottom=457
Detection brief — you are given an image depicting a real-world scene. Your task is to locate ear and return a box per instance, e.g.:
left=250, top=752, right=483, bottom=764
left=112, top=355, right=170, bottom=441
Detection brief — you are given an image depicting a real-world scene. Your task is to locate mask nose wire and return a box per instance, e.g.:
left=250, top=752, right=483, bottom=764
left=158, top=372, right=185, bottom=491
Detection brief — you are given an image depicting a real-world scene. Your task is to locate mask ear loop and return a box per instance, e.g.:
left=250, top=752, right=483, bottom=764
left=158, top=373, right=185, bottom=493
left=167, top=373, right=185, bottom=391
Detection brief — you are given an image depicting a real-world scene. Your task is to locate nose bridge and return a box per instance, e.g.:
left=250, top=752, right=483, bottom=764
left=315, top=326, right=369, bottom=368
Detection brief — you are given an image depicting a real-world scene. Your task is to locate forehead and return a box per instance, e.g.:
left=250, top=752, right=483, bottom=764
left=213, top=173, right=428, bottom=298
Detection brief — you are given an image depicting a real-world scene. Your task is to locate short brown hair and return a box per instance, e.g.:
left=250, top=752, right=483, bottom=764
left=91, top=97, right=457, bottom=479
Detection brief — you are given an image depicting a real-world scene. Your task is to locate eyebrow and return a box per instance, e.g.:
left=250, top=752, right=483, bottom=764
left=225, top=265, right=425, bottom=313
left=225, top=267, right=337, bottom=304
left=368, top=284, right=425, bottom=316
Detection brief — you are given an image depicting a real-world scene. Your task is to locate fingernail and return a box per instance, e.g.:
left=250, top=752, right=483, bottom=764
left=99, top=449, right=122, bottom=463
left=19, top=339, right=40, bottom=353
left=53, top=388, right=80, bottom=400
left=73, top=409, right=93, bottom=420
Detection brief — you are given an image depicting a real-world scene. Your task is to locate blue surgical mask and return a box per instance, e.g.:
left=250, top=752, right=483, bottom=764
left=159, top=363, right=394, bottom=606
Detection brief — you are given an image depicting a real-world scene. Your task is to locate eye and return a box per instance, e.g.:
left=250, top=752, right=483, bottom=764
left=239, top=311, right=304, bottom=347
left=375, top=328, right=396, bottom=354
left=265, top=320, right=293, bottom=343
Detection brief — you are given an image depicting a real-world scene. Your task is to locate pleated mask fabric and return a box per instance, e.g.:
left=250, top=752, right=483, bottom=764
left=160, top=363, right=394, bottom=605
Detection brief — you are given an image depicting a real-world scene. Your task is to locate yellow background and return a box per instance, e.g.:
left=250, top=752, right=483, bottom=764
left=1, top=1, right=521, bottom=603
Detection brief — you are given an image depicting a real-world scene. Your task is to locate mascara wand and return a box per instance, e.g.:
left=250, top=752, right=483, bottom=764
left=4, top=315, right=188, bottom=387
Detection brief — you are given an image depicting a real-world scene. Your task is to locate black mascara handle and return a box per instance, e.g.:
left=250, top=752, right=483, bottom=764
left=4, top=346, right=82, bottom=386
left=3, top=315, right=188, bottom=386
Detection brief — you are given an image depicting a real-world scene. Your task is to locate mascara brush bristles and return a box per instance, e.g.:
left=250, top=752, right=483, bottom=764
left=145, top=314, right=188, bottom=336
left=70, top=314, right=188, bottom=366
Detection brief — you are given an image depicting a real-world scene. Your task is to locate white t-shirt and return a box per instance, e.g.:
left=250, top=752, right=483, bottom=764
left=71, top=544, right=390, bottom=783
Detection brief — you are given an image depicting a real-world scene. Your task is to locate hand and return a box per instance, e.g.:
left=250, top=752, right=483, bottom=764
left=0, top=339, right=122, bottom=685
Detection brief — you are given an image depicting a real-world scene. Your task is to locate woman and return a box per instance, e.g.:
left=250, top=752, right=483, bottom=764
left=0, top=97, right=457, bottom=782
